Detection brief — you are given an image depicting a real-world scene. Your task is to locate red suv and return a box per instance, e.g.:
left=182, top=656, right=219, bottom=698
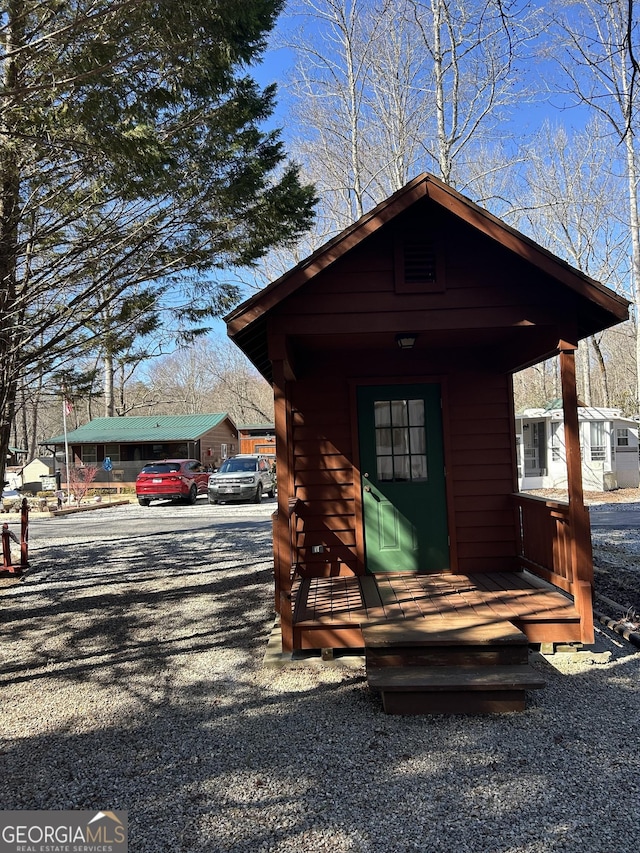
left=136, top=459, right=209, bottom=506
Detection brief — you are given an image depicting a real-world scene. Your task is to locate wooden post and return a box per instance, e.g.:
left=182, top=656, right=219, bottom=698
left=272, top=509, right=280, bottom=611
left=1, top=521, right=23, bottom=575
left=2, top=524, right=10, bottom=568
left=559, top=343, right=594, bottom=643
left=272, top=359, right=295, bottom=653
left=20, top=498, right=29, bottom=568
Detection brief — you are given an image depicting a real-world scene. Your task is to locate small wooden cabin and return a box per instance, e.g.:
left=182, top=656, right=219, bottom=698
left=226, top=174, right=629, bottom=667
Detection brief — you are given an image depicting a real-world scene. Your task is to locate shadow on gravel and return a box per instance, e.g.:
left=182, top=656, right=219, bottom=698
left=25, top=518, right=273, bottom=554
left=1, top=512, right=639, bottom=852
left=0, top=522, right=274, bottom=691
left=0, top=653, right=639, bottom=853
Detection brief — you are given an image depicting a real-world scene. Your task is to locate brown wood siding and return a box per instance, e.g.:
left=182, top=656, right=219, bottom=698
left=272, top=205, right=570, bottom=341
left=267, top=201, right=548, bottom=579
left=290, top=379, right=359, bottom=576
left=239, top=435, right=276, bottom=455
left=282, top=369, right=520, bottom=577
left=447, top=372, right=518, bottom=573
left=198, top=422, right=238, bottom=466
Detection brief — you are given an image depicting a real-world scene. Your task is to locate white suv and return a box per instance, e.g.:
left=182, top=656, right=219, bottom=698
left=207, top=455, right=276, bottom=504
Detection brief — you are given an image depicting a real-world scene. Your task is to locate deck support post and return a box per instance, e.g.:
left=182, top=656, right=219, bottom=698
left=559, top=343, right=594, bottom=644
left=272, top=356, right=295, bottom=653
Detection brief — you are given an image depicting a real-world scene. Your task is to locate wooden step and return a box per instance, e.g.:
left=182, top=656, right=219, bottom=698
left=362, top=615, right=530, bottom=667
left=362, top=615, right=545, bottom=715
left=368, top=665, right=546, bottom=715
left=365, top=642, right=528, bottom=668
left=367, top=664, right=546, bottom=692
left=362, top=615, right=530, bottom=648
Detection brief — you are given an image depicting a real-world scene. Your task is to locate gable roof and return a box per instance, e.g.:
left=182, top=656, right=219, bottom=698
left=226, top=173, right=629, bottom=379
left=41, top=414, right=235, bottom=446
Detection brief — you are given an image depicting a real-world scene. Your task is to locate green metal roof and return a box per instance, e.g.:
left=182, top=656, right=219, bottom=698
left=41, top=414, right=234, bottom=445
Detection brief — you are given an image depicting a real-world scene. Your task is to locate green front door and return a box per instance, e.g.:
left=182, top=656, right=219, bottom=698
left=357, top=384, right=449, bottom=573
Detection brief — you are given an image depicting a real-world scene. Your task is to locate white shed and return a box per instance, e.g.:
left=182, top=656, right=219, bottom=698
left=516, top=403, right=639, bottom=491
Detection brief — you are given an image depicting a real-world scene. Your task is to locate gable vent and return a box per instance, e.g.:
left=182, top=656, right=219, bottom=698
left=404, top=241, right=437, bottom=284
left=394, top=232, right=445, bottom=293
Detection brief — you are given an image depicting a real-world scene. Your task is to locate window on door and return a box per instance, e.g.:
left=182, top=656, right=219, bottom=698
left=551, top=422, right=563, bottom=461
left=374, top=399, right=427, bottom=482
left=590, top=422, right=606, bottom=461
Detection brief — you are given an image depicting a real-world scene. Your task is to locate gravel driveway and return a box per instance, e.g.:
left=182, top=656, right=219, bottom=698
left=0, top=501, right=639, bottom=852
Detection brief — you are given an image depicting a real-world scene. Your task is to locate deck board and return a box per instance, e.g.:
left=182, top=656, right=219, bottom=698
left=292, top=571, right=580, bottom=648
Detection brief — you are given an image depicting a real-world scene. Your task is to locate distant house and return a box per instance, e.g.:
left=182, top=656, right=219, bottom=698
left=40, top=414, right=238, bottom=490
left=517, top=403, right=639, bottom=491
left=237, top=423, right=276, bottom=458
left=20, top=457, right=57, bottom=493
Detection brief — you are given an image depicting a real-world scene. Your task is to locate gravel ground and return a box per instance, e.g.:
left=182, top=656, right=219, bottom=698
left=0, top=500, right=639, bottom=853
left=592, top=526, right=640, bottom=624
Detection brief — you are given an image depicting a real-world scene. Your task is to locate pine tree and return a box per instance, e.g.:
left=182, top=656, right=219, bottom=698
left=0, top=0, right=316, bottom=485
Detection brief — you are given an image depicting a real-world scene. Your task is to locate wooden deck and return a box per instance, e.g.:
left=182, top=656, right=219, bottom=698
left=291, top=571, right=582, bottom=650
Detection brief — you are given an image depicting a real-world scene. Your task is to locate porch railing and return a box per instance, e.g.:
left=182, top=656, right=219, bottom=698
left=272, top=498, right=304, bottom=653
left=512, top=492, right=593, bottom=643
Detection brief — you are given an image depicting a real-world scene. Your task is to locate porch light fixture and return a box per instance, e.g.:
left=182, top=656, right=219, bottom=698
left=396, top=333, right=417, bottom=350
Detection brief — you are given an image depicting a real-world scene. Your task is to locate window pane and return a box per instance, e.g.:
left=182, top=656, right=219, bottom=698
left=376, top=428, right=392, bottom=455
left=377, top=457, right=393, bottom=481
left=411, top=455, right=428, bottom=480
left=392, top=427, right=409, bottom=454
left=393, top=456, right=410, bottom=481
left=590, top=422, right=606, bottom=461
left=375, top=401, right=391, bottom=427
left=408, top=399, right=425, bottom=426
left=82, top=445, right=97, bottom=465
left=391, top=400, right=408, bottom=426
left=409, top=427, right=426, bottom=455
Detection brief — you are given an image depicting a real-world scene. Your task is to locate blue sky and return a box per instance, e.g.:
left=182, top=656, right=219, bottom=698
left=251, top=3, right=595, bottom=148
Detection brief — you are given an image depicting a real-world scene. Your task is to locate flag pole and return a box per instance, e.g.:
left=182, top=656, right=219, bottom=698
left=62, top=392, right=71, bottom=505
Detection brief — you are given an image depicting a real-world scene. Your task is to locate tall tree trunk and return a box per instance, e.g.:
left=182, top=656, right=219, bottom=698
left=432, top=0, right=454, bottom=184
left=0, top=0, right=25, bottom=489
left=579, top=341, right=592, bottom=405
left=118, top=363, right=126, bottom=416
left=19, top=382, right=28, bottom=453
left=591, top=335, right=610, bottom=406
left=624, top=132, right=640, bottom=413
left=28, top=393, right=40, bottom=461
left=617, top=1, right=640, bottom=414
left=104, top=348, right=115, bottom=417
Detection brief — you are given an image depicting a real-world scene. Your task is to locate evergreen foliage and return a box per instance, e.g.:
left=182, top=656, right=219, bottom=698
left=0, top=0, right=317, bottom=485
